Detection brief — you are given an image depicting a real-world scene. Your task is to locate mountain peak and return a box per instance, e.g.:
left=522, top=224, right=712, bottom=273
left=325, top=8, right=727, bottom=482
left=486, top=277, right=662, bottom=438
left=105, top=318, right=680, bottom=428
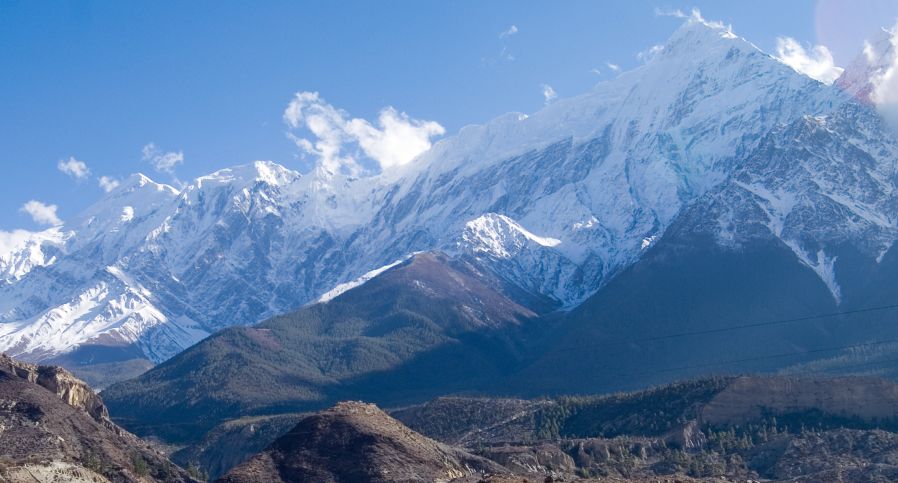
left=669, top=12, right=738, bottom=42
left=107, top=173, right=180, bottom=198
left=65, top=172, right=178, bottom=233
left=194, top=161, right=300, bottom=190
left=461, top=213, right=561, bottom=260
left=76, top=172, right=179, bottom=222
left=656, top=15, right=751, bottom=66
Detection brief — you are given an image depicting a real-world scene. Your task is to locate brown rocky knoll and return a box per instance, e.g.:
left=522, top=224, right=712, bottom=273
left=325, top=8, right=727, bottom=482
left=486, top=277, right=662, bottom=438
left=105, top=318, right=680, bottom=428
left=0, top=354, right=196, bottom=483
left=216, top=401, right=505, bottom=483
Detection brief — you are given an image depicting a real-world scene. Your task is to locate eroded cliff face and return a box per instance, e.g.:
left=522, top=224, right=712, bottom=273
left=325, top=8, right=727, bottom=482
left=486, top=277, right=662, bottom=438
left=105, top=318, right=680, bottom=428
left=0, top=354, right=196, bottom=483
left=0, top=353, right=108, bottom=422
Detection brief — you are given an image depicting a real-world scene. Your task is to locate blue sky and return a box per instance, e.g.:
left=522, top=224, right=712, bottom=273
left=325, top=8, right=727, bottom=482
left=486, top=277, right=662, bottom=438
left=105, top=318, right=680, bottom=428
left=1, top=0, right=896, bottom=230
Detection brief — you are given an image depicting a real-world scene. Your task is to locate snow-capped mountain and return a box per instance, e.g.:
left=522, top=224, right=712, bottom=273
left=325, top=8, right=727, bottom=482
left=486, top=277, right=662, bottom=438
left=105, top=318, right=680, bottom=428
left=0, top=228, right=67, bottom=283
left=693, top=102, right=898, bottom=303
left=0, top=174, right=196, bottom=364
left=0, top=160, right=397, bottom=375
left=349, top=18, right=848, bottom=303
left=1, top=16, right=892, bottom=384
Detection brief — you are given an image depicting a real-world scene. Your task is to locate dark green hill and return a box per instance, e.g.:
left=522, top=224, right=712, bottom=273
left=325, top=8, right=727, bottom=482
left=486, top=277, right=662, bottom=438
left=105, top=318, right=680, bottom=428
left=103, top=252, right=545, bottom=442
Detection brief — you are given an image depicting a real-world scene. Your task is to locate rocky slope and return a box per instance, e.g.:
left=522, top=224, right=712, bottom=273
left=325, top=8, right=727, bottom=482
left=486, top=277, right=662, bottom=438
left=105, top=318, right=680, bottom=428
left=0, top=355, right=196, bottom=483
left=216, top=401, right=504, bottom=483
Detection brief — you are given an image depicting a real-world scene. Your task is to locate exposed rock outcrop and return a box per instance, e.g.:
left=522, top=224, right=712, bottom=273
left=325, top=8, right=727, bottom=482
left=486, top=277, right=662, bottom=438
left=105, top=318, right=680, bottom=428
left=0, top=354, right=195, bottom=483
left=0, top=353, right=108, bottom=422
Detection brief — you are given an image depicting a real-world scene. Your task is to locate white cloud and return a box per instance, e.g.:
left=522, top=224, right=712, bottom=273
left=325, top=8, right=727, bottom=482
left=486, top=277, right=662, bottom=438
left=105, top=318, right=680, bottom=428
left=606, top=62, right=621, bottom=73
left=283, top=91, right=445, bottom=173
left=654, top=7, right=734, bottom=35
left=655, top=7, right=713, bottom=25
left=500, top=46, right=515, bottom=61
left=637, top=44, right=664, bottom=63
left=20, top=200, right=62, bottom=226
left=654, top=7, right=689, bottom=18
left=141, top=143, right=184, bottom=174
left=589, top=67, right=601, bottom=75
left=821, top=22, right=898, bottom=129
left=57, top=157, right=90, bottom=180
left=874, top=75, right=898, bottom=109
left=346, top=109, right=445, bottom=169
left=864, top=39, right=877, bottom=64
left=864, top=23, right=898, bottom=111
left=775, top=37, right=844, bottom=85
left=0, top=230, right=38, bottom=255
left=499, top=25, right=518, bottom=39
left=483, top=27, right=518, bottom=64
left=541, top=84, right=557, bottom=104
left=98, top=176, right=120, bottom=193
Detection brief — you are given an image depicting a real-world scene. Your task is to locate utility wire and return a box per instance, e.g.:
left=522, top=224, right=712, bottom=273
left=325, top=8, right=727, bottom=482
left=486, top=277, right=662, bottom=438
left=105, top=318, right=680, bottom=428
left=614, top=336, right=898, bottom=379
left=548, top=302, right=898, bottom=354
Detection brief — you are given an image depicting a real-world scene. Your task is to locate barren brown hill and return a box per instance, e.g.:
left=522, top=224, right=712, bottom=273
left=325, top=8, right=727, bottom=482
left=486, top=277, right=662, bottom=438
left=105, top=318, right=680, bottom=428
left=216, top=401, right=505, bottom=483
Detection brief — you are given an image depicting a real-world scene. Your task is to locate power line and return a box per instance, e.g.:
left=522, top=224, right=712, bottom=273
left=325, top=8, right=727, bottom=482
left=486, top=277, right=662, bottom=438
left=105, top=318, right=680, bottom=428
left=565, top=334, right=898, bottom=386
left=509, top=306, right=898, bottom=401
left=619, top=336, right=898, bottom=379
left=548, top=302, right=898, bottom=354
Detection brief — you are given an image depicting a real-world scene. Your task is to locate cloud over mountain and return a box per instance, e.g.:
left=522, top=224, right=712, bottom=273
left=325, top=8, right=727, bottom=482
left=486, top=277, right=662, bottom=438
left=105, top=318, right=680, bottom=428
left=20, top=200, right=62, bottom=226
left=283, top=91, right=445, bottom=173
left=776, top=37, right=844, bottom=85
